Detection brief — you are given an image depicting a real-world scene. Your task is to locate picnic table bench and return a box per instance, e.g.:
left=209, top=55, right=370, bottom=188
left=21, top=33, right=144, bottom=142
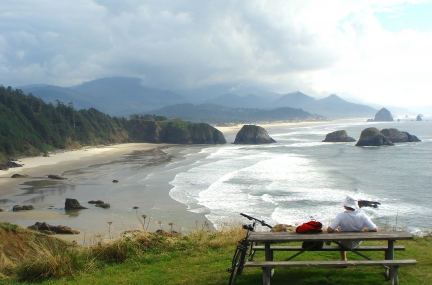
left=246, top=231, right=416, bottom=285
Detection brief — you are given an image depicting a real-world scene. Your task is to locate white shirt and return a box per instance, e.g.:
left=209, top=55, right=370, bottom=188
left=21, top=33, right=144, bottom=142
left=329, top=210, right=377, bottom=232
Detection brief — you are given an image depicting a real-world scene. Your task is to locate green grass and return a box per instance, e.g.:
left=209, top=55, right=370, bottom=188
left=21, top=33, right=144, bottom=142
left=0, top=224, right=431, bottom=285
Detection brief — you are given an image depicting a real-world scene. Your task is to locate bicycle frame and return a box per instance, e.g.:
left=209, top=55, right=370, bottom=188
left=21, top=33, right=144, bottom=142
left=227, top=213, right=273, bottom=285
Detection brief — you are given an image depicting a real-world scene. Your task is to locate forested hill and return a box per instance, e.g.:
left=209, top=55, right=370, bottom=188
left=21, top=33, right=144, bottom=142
left=0, top=86, right=225, bottom=164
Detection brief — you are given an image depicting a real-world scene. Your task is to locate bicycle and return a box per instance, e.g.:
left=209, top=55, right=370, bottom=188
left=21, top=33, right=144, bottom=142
left=227, top=213, right=273, bottom=285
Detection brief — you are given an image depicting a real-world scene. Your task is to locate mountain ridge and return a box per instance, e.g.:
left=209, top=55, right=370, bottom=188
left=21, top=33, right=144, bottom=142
left=15, top=76, right=376, bottom=118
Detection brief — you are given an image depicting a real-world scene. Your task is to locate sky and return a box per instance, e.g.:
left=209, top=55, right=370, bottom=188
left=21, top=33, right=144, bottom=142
left=1, top=0, right=432, bottom=110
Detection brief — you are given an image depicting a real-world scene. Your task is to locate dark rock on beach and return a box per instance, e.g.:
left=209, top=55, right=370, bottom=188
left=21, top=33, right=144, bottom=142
left=0, top=158, right=23, bottom=171
left=28, top=222, right=80, bottom=234
left=48, top=174, right=67, bottom=180
left=380, top=128, right=421, bottom=143
left=65, top=198, right=88, bottom=210
left=356, top=127, right=394, bottom=146
left=233, top=125, right=276, bottom=144
left=11, top=174, right=30, bottom=178
left=88, top=200, right=105, bottom=205
left=89, top=200, right=110, bottom=208
left=12, top=205, right=34, bottom=211
left=322, top=130, right=356, bottom=142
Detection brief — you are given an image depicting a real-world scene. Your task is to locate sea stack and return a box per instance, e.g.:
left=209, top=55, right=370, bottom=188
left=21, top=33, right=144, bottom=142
left=355, top=127, right=394, bottom=146
left=372, top=108, right=394, bottom=122
left=322, top=130, right=356, bottom=142
left=380, top=128, right=421, bottom=142
left=233, top=125, right=276, bottom=144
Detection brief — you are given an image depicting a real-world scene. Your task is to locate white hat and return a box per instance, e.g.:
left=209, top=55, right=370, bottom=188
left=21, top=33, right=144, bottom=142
left=342, top=195, right=359, bottom=210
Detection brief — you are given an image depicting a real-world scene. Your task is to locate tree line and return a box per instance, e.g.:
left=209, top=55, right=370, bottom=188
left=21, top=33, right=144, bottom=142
left=0, top=85, right=166, bottom=163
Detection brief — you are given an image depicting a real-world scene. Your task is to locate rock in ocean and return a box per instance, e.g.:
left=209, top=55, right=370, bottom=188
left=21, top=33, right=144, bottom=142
left=322, top=130, right=356, bottom=142
left=233, top=125, right=276, bottom=144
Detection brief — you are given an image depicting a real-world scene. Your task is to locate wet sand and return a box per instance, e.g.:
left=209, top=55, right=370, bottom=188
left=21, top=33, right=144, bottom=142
left=0, top=143, right=213, bottom=243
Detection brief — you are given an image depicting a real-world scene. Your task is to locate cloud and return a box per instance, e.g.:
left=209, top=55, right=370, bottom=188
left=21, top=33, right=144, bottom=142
left=1, top=0, right=431, bottom=108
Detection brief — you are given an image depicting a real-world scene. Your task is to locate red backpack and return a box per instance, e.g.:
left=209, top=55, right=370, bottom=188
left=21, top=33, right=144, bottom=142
left=295, top=220, right=323, bottom=233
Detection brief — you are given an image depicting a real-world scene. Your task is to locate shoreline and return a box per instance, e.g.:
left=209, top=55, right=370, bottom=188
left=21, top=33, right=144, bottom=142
left=0, top=119, right=350, bottom=242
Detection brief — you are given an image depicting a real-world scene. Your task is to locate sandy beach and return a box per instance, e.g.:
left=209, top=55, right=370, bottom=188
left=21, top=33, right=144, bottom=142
left=0, top=120, right=344, bottom=243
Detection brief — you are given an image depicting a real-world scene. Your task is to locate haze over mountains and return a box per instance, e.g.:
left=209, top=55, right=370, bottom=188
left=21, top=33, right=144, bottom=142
left=17, top=76, right=377, bottom=120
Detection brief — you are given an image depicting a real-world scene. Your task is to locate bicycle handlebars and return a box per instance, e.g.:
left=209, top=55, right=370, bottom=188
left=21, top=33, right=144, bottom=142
left=240, top=213, right=273, bottom=228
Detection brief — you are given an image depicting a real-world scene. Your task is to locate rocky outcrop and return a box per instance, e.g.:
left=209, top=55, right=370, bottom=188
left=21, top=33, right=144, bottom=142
left=128, top=120, right=226, bottom=144
left=416, top=115, right=422, bottom=121
left=358, top=200, right=381, bottom=208
left=0, top=158, right=23, bottom=171
left=28, top=222, right=80, bottom=234
left=65, top=198, right=87, bottom=210
left=11, top=174, right=30, bottom=178
left=48, top=174, right=67, bottom=180
left=355, top=127, right=394, bottom=146
left=356, top=127, right=421, bottom=146
left=370, top=108, right=394, bottom=122
left=233, top=125, right=276, bottom=144
left=13, top=205, right=34, bottom=211
left=89, top=200, right=110, bottom=208
left=322, top=130, right=356, bottom=142
left=380, top=128, right=421, bottom=143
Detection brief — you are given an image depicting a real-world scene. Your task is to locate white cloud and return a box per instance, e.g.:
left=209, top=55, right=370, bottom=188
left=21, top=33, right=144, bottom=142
left=0, top=0, right=431, bottom=108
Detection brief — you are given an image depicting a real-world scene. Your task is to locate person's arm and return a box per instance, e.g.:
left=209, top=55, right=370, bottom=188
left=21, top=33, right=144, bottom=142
left=327, top=214, right=341, bottom=233
left=364, top=227, right=378, bottom=232
left=327, top=226, right=340, bottom=233
left=363, top=214, right=378, bottom=232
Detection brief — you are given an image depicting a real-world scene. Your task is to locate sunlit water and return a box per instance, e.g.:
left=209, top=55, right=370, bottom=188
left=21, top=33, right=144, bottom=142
left=168, top=118, right=432, bottom=234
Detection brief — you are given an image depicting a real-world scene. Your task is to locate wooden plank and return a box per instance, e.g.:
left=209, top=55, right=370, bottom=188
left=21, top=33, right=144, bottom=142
left=248, top=231, right=413, bottom=243
left=252, top=245, right=406, bottom=251
left=244, top=259, right=417, bottom=268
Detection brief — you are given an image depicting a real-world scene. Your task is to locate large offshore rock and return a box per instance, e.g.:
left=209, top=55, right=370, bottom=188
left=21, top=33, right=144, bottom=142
left=373, top=108, right=394, bottom=121
left=380, top=128, right=421, bottom=143
left=233, top=125, right=276, bottom=144
left=355, top=127, right=394, bottom=146
left=322, top=130, right=356, bottom=142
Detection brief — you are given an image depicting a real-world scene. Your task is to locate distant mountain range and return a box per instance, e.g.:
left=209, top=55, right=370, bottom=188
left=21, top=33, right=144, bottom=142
left=149, top=103, right=325, bottom=124
left=16, top=76, right=377, bottom=119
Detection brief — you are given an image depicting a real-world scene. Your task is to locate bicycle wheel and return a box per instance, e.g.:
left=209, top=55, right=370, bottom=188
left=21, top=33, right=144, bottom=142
left=228, top=248, right=247, bottom=285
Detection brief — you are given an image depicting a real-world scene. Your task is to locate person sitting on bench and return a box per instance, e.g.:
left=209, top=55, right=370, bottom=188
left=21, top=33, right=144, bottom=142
left=327, top=195, right=378, bottom=261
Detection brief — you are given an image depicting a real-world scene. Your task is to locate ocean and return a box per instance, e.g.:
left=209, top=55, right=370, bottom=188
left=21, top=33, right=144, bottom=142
left=2, top=117, right=431, bottom=237
left=168, top=118, right=432, bottom=234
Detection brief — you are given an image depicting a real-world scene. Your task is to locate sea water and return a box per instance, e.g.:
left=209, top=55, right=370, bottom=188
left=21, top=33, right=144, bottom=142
left=2, top=118, right=431, bottom=236
left=168, top=118, right=432, bottom=234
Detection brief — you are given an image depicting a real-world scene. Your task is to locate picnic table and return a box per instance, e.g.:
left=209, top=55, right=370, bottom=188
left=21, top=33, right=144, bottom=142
left=246, top=231, right=416, bottom=285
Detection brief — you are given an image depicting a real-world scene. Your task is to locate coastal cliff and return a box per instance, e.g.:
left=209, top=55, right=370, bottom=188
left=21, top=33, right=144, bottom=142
left=127, top=119, right=226, bottom=144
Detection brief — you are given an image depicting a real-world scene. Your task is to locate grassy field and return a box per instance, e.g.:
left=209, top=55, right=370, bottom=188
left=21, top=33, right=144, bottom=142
left=0, top=222, right=431, bottom=285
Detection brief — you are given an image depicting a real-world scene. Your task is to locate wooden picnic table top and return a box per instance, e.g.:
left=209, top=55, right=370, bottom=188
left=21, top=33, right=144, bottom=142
left=248, top=231, right=414, bottom=243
